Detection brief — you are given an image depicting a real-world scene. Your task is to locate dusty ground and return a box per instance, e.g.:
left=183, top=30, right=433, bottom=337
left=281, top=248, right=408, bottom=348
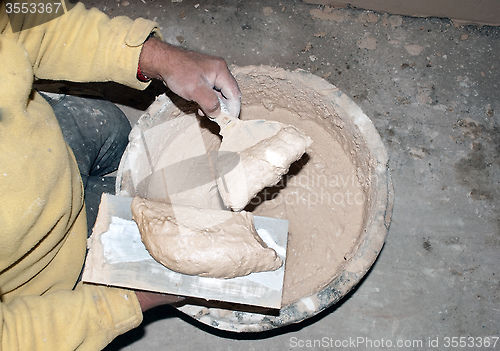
left=78, top=0, right=498, bottom=350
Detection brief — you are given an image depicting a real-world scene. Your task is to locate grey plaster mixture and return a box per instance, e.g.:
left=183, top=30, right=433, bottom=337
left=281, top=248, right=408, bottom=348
left=81, top=0, right=499, bottom=350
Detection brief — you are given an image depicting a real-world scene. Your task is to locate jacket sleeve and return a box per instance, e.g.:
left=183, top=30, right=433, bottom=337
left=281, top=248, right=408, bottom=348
left=0, top=3, right=150, bottom=350
left=16, top=2, right=161, bottom=89
left=0, top=284, right=143, bottom=350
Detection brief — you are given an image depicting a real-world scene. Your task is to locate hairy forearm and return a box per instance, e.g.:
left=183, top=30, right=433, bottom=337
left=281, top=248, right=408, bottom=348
left=138, top=37, right=171, bottom=80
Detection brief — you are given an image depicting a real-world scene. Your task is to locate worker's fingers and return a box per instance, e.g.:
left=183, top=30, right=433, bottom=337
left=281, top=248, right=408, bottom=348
left=161, top=74, right=219, bottom=116
left=213, top=64, right=241, bottom=118
left=189, top=80, right=223, bottom=117
left=135, top=290, right=185, bottom=311
left=192, top=60, right=240, bottom=119
left=176, top=75, right=240, bottom=119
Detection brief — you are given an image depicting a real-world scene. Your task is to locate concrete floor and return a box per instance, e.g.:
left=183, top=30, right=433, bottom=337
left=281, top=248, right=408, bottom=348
left=83, top=0, right=498, bottom=349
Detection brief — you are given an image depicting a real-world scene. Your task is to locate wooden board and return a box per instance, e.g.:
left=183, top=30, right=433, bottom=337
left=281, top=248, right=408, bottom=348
left=303, top=0, right=500, bottom=26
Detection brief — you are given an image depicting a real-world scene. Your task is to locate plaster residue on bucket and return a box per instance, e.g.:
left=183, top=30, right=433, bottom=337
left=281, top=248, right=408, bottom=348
left=241, top=106, right=366, bottom=305
left=232, top=102, right=365, bottom=305
left=118, top=66, right=370, bottom=308
left=231, top=66, right=369, bottom=305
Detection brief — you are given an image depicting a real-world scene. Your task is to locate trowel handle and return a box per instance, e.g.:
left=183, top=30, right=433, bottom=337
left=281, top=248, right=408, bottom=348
left=215, top=114, right=235, bottom=129
left=209, top=97, right=239, bottom=132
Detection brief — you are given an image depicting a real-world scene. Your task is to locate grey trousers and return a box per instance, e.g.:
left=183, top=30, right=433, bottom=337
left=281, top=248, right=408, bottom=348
left=39, top=92, right=131, bottom=236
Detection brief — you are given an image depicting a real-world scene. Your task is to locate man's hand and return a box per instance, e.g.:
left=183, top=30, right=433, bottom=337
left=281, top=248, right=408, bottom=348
left=134, top=290, right=185, bottom=311
left=138, top=37, right=241, bottom=118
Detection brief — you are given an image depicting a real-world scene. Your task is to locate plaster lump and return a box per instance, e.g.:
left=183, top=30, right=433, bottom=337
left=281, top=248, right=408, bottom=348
left=217, top=125, right=313, bottom=211
left=131, top=197, right=283, bottom=279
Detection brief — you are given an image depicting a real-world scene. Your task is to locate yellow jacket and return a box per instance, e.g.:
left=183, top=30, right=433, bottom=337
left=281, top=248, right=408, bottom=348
left=0, top=3, right=159, bottom=350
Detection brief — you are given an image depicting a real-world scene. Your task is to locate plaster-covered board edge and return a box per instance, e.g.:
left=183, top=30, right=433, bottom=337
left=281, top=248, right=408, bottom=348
left=303, top=0, right=500, bottom=26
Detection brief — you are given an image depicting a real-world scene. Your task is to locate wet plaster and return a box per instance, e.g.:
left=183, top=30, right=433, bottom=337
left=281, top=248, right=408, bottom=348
left=75, top=0, right=498, bottom=349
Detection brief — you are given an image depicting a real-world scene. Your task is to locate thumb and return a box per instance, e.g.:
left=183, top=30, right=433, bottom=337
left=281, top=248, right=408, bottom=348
left=196, top=88, right=221, bottom=118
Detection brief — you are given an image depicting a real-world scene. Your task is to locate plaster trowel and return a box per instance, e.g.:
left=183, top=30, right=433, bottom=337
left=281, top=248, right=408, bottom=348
left=212, top=98, right=313, bottom=211
left=82, top=193, right=289, bottom=309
